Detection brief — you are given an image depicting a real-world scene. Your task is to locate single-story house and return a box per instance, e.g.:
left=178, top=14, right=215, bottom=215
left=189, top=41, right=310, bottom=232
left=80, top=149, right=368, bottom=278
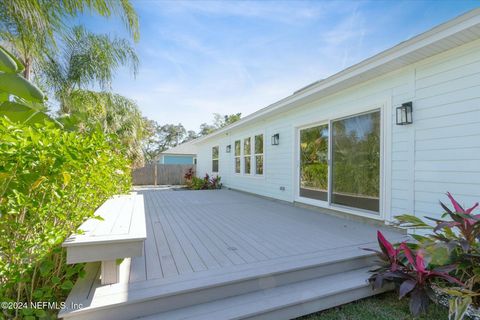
left=158, top=141, right=197, bottom=165
left=192, top=9, right=480, bottom=224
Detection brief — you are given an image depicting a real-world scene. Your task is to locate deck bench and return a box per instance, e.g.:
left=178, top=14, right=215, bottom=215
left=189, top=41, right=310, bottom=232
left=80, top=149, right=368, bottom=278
left=62, top=193, right=146, bottom=285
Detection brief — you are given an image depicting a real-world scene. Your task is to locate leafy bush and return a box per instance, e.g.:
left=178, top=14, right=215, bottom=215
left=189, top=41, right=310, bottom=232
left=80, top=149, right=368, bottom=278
left=366, top=231, right=463, bottom=317
left=368, top=193, right=480, bottom=319
left=0, top=118, right=131, bottom=318
left=186, top=173, right=222, bottom=190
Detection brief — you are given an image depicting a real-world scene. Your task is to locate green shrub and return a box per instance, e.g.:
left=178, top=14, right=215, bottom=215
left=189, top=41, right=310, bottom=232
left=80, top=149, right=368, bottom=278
left=0, top=118, right=131, bottom=318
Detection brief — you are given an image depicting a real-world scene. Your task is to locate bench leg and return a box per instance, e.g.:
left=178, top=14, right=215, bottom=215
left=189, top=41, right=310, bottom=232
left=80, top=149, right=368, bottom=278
left=101, top=260, right=119, bottom=285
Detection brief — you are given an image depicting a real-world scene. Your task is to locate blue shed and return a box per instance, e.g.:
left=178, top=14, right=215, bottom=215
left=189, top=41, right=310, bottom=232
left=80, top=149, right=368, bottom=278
left=158, top=142, right=197, bottom=165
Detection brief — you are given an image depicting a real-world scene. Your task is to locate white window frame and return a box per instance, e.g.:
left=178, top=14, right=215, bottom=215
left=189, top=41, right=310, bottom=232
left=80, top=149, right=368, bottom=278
left=253, top=133, right=264, bottom=176
left=212, top=145, right=219, bottom=173
left=243, top=137, right=252, bottom=175
left=234, top=132, right=265, bottom=178
left=234, top=140, right=241, bottom=174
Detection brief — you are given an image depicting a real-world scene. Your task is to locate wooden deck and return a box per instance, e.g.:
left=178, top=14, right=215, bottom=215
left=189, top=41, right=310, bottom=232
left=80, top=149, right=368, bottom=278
left=60, top=189, right=406, bottom=320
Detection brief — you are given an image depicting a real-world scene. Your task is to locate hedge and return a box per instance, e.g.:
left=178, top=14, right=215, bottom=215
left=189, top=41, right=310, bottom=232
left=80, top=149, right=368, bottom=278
left=0, top=118, right=131, bottom=319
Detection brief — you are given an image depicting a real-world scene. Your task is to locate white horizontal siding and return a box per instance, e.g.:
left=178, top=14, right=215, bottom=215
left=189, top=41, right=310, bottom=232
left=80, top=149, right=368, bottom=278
left=195, top=38, right=480, bottom=222
left=412, top=39, right=480, bottom=220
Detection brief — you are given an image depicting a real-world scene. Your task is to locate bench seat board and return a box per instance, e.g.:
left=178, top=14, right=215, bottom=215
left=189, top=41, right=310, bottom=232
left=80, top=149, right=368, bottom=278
left=66, top=240, right=144, bottom=264
left=62, top=194, right=146, bottom=264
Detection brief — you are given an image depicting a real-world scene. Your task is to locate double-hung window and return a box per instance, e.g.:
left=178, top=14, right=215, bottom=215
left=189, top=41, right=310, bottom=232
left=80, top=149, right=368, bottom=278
left=254, top=134, right=264, bottom=175
left=234, top=140, right=241, bottom=173
left=243, top=138, right=251, bottom=174
left=235, top=134, right=264, bottom=176
left=212, top=146, right=219, bottom=173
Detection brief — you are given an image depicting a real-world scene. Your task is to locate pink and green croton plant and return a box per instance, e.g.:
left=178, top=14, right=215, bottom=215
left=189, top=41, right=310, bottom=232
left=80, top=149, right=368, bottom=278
left=366, top=192, right=480, bottom=317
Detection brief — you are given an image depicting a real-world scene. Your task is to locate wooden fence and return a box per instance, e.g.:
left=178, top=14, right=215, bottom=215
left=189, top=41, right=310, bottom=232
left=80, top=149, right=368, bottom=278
left=132, top=164, right=195, bottom=185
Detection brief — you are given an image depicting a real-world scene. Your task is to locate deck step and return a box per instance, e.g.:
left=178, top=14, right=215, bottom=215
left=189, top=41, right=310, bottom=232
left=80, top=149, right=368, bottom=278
left=136, top=267, right=388, bottom=320
left=60, top=249, right=379, bottom=320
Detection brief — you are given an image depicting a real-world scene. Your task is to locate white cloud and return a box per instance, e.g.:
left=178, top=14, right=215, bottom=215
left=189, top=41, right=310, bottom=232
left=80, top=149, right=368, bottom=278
left=112, top=1, right=371, bottom=131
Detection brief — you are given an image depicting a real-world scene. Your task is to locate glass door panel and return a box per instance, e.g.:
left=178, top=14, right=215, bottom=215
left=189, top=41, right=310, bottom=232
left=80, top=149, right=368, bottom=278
left=331, top=111, right=380, bottom=213
left=299, top=124, right=329, bottom=201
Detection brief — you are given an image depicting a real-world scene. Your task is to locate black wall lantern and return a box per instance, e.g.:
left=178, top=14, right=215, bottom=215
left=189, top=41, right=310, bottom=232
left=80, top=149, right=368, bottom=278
left=396, top=102, right=413, bottom=125
left=226, top=145, right=231, bottom=153
left=271, top=133, right=280, bottom=145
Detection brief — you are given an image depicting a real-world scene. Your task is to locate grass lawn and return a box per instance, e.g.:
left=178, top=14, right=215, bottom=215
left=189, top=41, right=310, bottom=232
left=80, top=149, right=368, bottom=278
left=297, top=292, right=448, bottom=320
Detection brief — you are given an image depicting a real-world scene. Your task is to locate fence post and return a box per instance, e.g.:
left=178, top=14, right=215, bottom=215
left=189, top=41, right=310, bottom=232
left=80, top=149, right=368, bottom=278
left=154, top=164, right=158, bottom=186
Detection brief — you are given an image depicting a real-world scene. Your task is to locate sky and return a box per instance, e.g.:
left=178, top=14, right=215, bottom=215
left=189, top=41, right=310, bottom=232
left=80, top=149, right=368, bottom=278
left=76, top=0, right=479, bottom=132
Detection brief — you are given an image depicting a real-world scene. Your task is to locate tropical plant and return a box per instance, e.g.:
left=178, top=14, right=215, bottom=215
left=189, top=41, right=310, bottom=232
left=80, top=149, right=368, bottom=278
left=432, top=192, right=479, bottom=251
left=0, top=45, right=54, bottom=126
left=57, top=89, right=146, bottom=167
left=0, top=117, right=131, bottom=318
left=186, top=174, right=222, bottom=190
left=184, top=167, right=195, bottom=182
left=373, top=192, right=480, bottom=319
left=396, top=193, right=480, bottom=286
left=0, top=0, right=139, bottom=80
left=38, top=26, right=145, bottom=166
left=41, top=25, right=138, bottom=114
left=366, top=231, right=464, bottom=317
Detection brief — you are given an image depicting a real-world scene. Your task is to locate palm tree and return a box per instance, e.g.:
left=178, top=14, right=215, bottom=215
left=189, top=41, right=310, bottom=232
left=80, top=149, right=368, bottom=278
left=40, top=26, right=144, bottom=165
left=64, top=90, right=147, bottom=167
left=42, top=25, right=139, bottom=113
left=0, top=0, right=139, bottom=79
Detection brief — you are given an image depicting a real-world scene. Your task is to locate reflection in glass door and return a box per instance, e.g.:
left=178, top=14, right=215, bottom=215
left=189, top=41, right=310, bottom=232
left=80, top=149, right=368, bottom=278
left=299, top=124, right=329, bottom=201
left=331, top=111, right=380, bottom=213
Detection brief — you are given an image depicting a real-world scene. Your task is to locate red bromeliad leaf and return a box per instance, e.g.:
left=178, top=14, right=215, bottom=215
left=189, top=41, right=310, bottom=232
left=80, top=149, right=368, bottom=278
left=441, top=193, right=479, bottom=237
left=377, top=231, right=395, bottom=257
left=447, top=192, right=465, bottom=213
left=466, top=202, right=479, bottom=214
left=376, top=231, right=403, bottom=271
left=401, top=243, right=416, bottom=268
left=400, top=244, right=464, bottom=286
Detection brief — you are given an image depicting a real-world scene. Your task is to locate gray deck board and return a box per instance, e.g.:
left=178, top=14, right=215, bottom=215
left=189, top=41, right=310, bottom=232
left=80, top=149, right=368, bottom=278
left=170, top=196, right=246, bottom=266
left=174, top=203, right=236, bottom=267
left=151, top=193, right=196, bottom=275
left=143, top=202, right=164, bottom=280
left=147, top=194, right=179, bottom=278
left=64, top=189, right=406, bottom=315
left=199, top=205, right=280, bottom=259
left=193, top=205, right=267, bottom=262
left=130, top=189, right=403, bottom=283
left=170, top=204, right=225, bottom=269
left=165, top=212, right=208, bottom=272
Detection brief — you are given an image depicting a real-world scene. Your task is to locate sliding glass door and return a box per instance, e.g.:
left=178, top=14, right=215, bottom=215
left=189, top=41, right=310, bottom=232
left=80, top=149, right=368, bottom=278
left=299, top=124, right=329, bottom=201
left=298, top=110, right=381, bottom=214
left=331, top=111, right=380, bottom=212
